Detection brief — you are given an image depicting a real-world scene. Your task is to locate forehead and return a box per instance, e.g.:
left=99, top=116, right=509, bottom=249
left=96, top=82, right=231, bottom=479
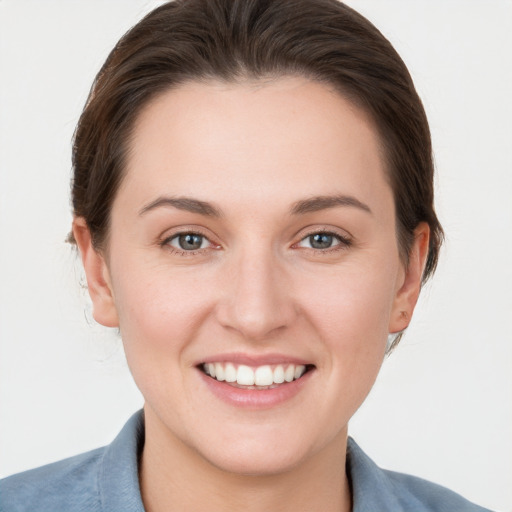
left=119, top=77, right=391, bottom=216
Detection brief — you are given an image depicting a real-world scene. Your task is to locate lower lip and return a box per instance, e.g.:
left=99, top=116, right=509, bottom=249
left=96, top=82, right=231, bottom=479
left=198, top=369, right=314, bottom=409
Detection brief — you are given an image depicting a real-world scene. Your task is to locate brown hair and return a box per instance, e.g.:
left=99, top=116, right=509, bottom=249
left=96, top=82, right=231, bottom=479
left=71, top=0, right=443, bottom=283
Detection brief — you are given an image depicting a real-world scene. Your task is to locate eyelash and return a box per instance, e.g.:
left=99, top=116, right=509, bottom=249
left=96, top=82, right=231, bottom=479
left=160, top=230, right=216, bottom=257
left=160, top=229, right=352, bottom=257
left=294, top=230, right=352, bottom=253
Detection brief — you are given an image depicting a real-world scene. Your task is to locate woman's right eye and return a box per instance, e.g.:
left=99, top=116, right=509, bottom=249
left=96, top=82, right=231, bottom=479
left=167, top=233, right=211, bottom=251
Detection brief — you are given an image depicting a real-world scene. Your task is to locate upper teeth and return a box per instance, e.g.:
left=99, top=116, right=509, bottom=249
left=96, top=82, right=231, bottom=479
left=203, top=362, right=307, bottom=386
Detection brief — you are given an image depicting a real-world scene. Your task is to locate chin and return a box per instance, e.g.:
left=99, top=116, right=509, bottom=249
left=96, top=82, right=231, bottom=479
left=202, top=442, right=310, bottom=477
left=188, top=421, right=337, bottom=477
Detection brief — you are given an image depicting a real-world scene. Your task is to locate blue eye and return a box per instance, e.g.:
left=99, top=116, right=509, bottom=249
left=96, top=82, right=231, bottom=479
left=297, top=232, right=346, bottom=250
left=168, top=233, right=210, bottom=251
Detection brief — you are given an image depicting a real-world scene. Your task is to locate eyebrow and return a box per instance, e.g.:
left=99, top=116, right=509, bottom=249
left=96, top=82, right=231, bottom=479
left=291, top=195, right=372, bottom=215
left=139, top=196, right=222, bottom=217
left=139, top=193, right=372, bottom=218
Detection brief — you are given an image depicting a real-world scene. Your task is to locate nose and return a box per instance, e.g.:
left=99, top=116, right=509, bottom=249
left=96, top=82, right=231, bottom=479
left=215, top=245, right=298, bottom=341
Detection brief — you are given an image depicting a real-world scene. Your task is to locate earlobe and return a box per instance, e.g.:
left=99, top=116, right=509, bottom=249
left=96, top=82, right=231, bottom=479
left=72, top=218, right=119, bottom=328
left=389, top=223, right=430, bottom=334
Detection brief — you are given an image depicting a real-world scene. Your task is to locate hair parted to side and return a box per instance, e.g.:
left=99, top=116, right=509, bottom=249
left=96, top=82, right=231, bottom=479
left=71, top=0, right=443, bottom=284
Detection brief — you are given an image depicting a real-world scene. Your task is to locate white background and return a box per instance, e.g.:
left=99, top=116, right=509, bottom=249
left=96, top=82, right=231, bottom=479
left=0, top=1, right=510, bottom=511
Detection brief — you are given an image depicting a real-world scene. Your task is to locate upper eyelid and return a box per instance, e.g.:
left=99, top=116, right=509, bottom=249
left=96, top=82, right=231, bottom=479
left=301, top=229, right=348, bottom=239
left=166, top=230, right=210, bottom=240
left=294, top=225, right=353, bottom=242
left=159, top=226, right=216, bottom=244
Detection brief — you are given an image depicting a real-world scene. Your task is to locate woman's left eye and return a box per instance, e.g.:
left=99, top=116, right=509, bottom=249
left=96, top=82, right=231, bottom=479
left=297, top=232, right=348, bottom=250
left=167, top=233, right=211, bottom=251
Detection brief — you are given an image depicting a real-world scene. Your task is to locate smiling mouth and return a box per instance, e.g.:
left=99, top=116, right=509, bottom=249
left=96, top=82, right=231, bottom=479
left=200, top=362, right=314, bottom=389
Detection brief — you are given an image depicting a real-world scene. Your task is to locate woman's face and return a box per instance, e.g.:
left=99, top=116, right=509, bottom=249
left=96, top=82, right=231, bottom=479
left=78, top=77, right=426, bottom=475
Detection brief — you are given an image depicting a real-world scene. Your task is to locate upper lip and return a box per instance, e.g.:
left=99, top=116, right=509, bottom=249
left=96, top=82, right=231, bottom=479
left=197, top=353, right=313, bottom=367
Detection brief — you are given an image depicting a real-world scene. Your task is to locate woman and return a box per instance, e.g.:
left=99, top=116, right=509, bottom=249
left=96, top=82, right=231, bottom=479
left=0, top=1, right=497, bottom=510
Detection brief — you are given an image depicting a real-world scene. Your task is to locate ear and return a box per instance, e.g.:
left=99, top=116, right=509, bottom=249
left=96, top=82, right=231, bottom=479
left=72, top=217, right=119, bottom=328
left=389, top=222, right=430, bottom=334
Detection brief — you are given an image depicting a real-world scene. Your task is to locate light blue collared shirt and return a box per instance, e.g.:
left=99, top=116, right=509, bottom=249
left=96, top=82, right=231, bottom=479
left=0, top=410, right=493, bottom=511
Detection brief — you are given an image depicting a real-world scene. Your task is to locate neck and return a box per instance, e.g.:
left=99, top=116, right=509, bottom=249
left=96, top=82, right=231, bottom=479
left=139, top=407, right=351, bottom=512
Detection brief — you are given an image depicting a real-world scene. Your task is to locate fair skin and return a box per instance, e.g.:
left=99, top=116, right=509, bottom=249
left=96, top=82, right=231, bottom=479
left=73, top=77, right=429, bottom=512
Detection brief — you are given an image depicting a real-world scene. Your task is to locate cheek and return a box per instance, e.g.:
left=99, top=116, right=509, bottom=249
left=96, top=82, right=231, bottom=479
left=111, top=261, right=217, bottom=361
left=301, top=264, right=398, bottom=344
left=297, top=262, right=397, bottom=395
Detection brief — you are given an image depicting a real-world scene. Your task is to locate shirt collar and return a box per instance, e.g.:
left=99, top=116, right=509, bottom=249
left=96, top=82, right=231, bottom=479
left=98, top=410, right=402, bottom=512
left=99, top=410, right=146, bottom=512
left=347, top=437, right=405, bottom=512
